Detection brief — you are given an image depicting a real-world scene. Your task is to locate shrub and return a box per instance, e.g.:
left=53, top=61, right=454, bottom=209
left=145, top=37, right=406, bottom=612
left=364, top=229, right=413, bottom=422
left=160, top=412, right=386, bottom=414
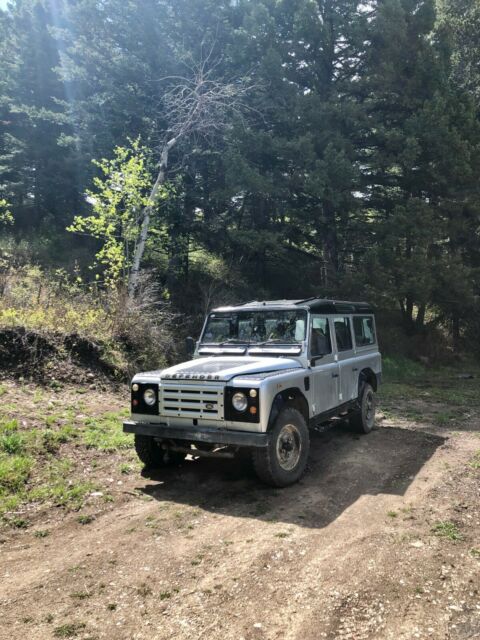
left=0, top=454, right=33, bottom=493
left=0, top=431, right=24, bottom=454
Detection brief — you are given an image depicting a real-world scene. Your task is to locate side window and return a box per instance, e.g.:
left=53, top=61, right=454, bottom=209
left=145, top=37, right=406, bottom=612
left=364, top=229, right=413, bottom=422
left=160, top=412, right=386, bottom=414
left=310, top=316, right=332, bottom=357
left=334, top=317, right=353, bottom=351
left=353, top=316, right=376, bottom=347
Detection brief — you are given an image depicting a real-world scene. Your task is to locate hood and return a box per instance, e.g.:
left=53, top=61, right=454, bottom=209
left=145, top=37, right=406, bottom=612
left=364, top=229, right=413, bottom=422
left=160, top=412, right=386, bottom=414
left=160, top=356, right=302, bottom=382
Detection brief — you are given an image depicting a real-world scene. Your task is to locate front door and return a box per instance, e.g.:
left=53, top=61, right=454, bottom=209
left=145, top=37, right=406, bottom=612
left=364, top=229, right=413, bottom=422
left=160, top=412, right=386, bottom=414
left=309, top=315, right=339, bottom=416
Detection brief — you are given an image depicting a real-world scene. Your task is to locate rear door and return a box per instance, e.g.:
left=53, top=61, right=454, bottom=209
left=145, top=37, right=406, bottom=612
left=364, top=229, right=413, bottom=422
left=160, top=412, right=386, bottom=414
left=309, top=315, right=339, bottom=415
left=332, top=316, right=357, bottom=404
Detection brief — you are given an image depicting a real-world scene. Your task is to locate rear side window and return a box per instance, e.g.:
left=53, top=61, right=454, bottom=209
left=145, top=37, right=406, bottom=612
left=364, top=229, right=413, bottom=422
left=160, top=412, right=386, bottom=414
left=353, top=316, right=376, bottom=346
left=334, top=317, right=353, bottom=351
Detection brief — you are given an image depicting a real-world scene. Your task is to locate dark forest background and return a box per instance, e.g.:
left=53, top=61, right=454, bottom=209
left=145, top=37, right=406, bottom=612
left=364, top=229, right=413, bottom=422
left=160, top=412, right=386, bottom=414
left=1, top=0, right=480, bottom=367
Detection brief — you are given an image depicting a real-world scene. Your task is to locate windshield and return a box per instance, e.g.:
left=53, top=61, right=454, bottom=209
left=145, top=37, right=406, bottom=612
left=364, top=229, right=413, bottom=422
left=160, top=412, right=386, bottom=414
left=201, top=310, right=307, bottom=345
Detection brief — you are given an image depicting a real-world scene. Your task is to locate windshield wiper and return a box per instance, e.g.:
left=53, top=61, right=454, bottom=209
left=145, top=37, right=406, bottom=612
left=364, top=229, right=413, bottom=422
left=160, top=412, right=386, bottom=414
left=253, top=339, right=298, bottom=346
left=217, top=339, right=249, bottom=346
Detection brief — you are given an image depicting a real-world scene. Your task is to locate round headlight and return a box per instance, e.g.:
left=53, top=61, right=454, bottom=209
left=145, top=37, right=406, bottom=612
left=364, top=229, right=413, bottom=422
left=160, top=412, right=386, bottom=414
left=143, top=388, right=156, bottom=406
left=232, top=392, right=248, bottom=412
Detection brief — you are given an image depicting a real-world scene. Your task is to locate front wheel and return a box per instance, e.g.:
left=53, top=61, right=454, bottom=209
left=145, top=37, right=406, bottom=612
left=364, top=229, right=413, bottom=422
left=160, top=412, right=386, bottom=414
left=349, top=383, right=376, bottom=433
left=253, top=407, right=309, bottom=487
left=134, top=435, right=185, bottom=469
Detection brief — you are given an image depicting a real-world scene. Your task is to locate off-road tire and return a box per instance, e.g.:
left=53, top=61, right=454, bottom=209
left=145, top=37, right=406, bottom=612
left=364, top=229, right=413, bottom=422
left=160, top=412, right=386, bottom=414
left=349, top=383, right=376, bottom=434
left=134, top=435, right=184, bottom=468
left=253, top=407, right=309, bottom=487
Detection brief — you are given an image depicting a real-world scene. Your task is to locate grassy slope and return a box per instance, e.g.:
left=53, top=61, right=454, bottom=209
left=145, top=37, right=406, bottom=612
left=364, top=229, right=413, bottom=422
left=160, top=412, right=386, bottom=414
left=0, top=380, right=136, bottom=528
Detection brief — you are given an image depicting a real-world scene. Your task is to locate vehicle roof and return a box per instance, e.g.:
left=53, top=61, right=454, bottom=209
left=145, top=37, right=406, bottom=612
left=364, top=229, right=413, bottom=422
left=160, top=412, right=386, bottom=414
left=212, top=298, right=374, bottom=314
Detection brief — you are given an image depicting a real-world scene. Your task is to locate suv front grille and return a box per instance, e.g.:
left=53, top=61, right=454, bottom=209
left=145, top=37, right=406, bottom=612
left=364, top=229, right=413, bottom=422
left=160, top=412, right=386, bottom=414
left=159, top=382, right=224, bottom=420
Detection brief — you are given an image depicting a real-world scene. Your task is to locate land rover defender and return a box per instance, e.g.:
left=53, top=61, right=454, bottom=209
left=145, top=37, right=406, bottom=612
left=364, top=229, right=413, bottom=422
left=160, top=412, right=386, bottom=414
left=123, top=299, right=382, bottom=487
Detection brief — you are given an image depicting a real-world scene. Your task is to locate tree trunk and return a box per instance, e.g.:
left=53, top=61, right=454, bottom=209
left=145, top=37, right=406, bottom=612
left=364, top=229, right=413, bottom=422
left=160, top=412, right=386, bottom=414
left=127, top=137, right=176, bottom=299
left=452, top=313, right=461, bottom=352
left=415, top=303, right=426, bottom=331
left=166, top=169, right=195, bottom=305
left=322, top=200, right=338, bottom=287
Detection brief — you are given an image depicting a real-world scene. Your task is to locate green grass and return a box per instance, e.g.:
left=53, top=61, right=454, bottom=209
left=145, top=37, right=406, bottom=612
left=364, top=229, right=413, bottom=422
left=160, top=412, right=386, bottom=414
left=137, top=584, right=152, bottom=597
left=0, top=403, right=132, bottom=523
left=81, top=411, right=131, bottom=451
left=40, top=426, right=76, bottom=453
left=0, top=454, right=34, bottom=493
left=1, top=430, right=25, bottom=454
left=9, top=516, right=29, bottom=528
left=77, top=514, right=94, bottom=525
left=378, top=357, right=480, bottom=429
left=470, top=451, right=480, bottom=470
left=28, top=458, right=95, bottom=509
left=435, top=411, right=456, bottom=426
left=382, top=356, right=425, bottom=381
left=30, top=480, right=94, bottom=510
left=431, top=520, right=463, bottom=541
left=70, top=591, right=92, bottom=600
left=53, top=622, right=86, bottom=638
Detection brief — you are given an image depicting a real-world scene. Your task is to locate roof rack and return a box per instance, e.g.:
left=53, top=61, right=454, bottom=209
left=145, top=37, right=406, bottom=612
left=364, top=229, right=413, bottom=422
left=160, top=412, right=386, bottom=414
left=212, top=298, right=373, bottom=314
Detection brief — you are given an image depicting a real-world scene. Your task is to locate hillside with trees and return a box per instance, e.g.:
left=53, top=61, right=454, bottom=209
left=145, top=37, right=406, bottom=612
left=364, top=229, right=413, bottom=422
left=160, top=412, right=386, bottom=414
left=1, top=0, right=479, bottom=364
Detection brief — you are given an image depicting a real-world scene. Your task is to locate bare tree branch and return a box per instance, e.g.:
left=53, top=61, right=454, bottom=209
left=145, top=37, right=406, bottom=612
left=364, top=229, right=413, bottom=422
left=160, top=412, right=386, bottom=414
left=128, top=50, right=259, bottom=298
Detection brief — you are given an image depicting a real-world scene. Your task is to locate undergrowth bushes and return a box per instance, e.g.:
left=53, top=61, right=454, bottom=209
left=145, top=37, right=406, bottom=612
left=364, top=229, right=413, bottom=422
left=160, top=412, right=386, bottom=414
left=0, top=264, right=177, bottom=376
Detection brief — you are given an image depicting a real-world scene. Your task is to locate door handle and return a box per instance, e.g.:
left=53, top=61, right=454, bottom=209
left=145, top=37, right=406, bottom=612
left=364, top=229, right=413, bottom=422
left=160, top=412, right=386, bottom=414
left=352, top=367, right=358, bottom=372
left=332, top=373, right=339, bottom=378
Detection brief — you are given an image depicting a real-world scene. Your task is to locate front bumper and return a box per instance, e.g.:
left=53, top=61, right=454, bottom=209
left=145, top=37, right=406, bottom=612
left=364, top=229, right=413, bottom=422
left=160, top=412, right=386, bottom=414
left=123, top=420, right=269, bottom=448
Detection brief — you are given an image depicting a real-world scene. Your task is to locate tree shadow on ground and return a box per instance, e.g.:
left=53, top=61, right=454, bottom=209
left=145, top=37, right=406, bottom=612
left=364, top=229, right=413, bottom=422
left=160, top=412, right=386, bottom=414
left=136, top=424, right=446, bottom=530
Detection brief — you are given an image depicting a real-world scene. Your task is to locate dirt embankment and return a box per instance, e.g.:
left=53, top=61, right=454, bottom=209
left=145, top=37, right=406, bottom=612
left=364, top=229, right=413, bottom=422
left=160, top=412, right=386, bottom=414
left=0, top=376, right=479, bottom=640
left=0, top=327, right=122, bottom=383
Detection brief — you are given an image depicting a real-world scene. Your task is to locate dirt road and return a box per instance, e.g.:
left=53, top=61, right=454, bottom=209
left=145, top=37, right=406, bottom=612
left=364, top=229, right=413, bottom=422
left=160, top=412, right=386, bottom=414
left=1, top=390, right=480, bottom=639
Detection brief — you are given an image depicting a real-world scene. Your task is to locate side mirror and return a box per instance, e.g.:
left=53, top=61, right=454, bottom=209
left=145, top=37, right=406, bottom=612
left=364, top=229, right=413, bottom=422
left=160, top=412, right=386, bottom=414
left=309, top=354, right=324, bottom=366
left=185, top=336, right=195, bottom=358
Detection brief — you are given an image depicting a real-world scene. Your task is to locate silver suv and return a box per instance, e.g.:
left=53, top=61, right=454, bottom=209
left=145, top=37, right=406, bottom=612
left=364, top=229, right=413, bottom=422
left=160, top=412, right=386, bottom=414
left=123, top=299, right=382, bottom=487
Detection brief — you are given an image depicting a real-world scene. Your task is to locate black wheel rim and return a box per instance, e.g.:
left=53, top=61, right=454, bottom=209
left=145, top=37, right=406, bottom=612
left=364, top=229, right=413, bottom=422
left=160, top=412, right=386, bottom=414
left=276, top=424, right=302, bottom=471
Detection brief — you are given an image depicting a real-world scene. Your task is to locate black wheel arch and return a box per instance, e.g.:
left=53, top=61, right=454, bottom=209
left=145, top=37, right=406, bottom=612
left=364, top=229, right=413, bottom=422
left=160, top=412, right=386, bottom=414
left=357, top=368, right=377, bottom=396
left=267, top=387, right=309, bottom=430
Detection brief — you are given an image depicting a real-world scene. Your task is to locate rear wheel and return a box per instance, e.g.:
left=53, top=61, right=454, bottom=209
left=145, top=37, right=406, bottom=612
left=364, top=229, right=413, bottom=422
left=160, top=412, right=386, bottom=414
left=253, top=407, right=309, bottom=487
left=349, top=383, right=376, bottom=433
left=134, top=435, right=185, bottom=468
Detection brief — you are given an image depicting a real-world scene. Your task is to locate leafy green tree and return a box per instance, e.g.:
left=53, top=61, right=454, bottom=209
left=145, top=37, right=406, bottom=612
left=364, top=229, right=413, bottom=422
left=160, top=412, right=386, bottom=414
left=0, top=199, right=13, bottom=225
left=67, top=141, right=166, bottom=289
